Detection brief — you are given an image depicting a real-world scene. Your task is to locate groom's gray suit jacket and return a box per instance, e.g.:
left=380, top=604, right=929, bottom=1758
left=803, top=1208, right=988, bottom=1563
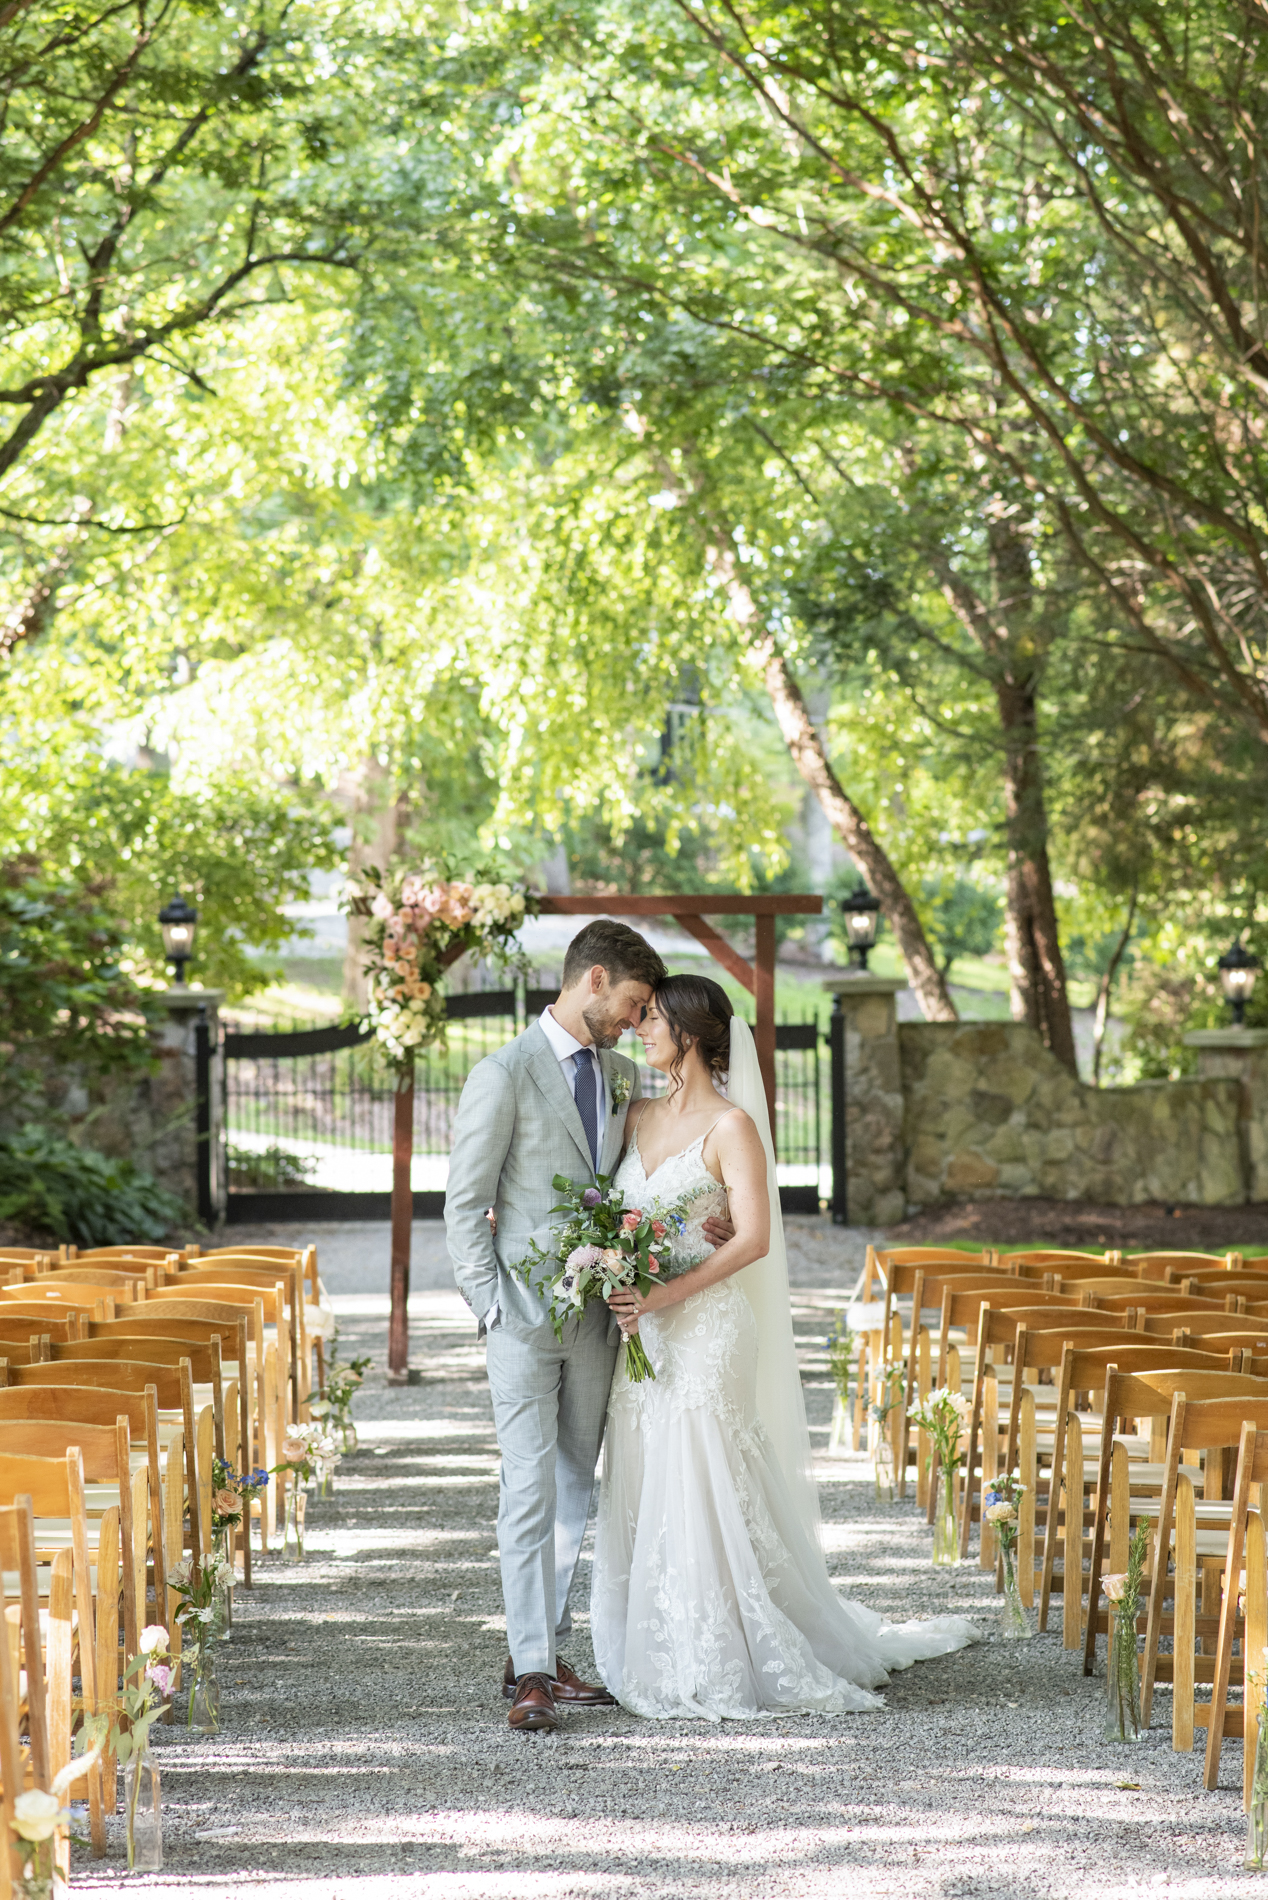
left=445, top=1020, right=640, bottom=1336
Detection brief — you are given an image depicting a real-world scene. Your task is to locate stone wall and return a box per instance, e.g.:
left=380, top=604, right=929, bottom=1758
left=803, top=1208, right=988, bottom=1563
left=898, top=1021, right=1246, bottom=1209
left=3, top=992, right=225, bottom=1218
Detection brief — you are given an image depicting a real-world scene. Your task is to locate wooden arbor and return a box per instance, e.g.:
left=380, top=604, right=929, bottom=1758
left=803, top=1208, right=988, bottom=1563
left=536, top=893, right=823, bottom=1122
left=386, top=891, right=823, bottom=1379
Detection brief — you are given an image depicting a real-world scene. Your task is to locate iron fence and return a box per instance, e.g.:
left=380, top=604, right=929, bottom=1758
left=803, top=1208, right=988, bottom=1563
left=222, top=988, right=826, bottom=1221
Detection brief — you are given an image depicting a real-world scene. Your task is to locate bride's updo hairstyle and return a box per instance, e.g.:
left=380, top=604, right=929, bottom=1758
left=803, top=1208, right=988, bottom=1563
left=654, top=973, right=734, bottom=1094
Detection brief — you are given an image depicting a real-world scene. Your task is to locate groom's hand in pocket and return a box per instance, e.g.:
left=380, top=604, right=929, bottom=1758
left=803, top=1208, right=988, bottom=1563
left=702, top=1214, right=735, bottom=1249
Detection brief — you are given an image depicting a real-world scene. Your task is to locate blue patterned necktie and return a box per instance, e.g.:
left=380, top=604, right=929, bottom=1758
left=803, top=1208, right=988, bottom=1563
left=572, top=1047, right=599, bottom=1170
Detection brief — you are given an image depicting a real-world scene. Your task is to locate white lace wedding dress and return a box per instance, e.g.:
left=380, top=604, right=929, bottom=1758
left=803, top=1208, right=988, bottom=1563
left=590, top=1120, right=978, bottom=1721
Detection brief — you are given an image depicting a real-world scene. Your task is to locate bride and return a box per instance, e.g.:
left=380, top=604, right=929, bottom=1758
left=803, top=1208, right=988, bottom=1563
left=591, top=972, right=978, bottom=1721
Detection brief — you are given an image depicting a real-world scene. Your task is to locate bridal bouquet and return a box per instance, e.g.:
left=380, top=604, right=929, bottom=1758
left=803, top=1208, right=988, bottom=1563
left=513, top=1173, right=689, bottom=1383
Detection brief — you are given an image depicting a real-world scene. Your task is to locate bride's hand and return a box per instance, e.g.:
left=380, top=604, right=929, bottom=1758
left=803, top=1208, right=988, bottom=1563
left=607, top=1285, right=666, bottom=1329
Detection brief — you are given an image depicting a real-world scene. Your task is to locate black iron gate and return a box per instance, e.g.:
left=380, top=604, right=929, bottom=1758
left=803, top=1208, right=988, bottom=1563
left=222, top=992, right=827, bottom=1223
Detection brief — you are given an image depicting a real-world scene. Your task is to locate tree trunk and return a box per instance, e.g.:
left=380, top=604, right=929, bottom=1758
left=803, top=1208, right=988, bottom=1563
left=753, top=632, right=958, bottom=1021
left=1092, top=891, right=1137, bottom=1084
left=656, top=452, right=956, bottom=1019
left=996, top=675, right=1078, bottom=1071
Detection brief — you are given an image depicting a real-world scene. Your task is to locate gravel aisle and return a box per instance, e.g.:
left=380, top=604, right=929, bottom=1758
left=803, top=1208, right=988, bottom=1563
left=76, top=1221, right=1255, bottom=1898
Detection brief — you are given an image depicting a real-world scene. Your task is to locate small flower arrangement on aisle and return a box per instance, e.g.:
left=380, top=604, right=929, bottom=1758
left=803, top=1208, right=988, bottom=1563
left=272, top=1420, right=342, bottom=1555
left=983, top=1470, right=1033, bottom=1639
left=825, top=1313, right=858, bottom=1455
left=513, top=1172, right=691, bottom=1383
left=908, top=1386, right=972, bottom=1566
left=168, top=1554, right=233, bottom=1732
left=10, top=1745, right=103, bottom=1898
left=344, top=861, right=537, bottom=1067
left=207, top=1459, right=268, bottom=1636
left=82, top=1625, right=172, bottom=1868
left=1102, top=1517, right=1150, bottom=1742
left=868, top=1363, right=907, bottom=1501
left=309, top=1334, right=372, bottom=1452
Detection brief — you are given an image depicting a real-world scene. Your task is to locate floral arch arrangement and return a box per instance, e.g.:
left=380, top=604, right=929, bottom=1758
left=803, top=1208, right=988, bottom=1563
left=345, top=863, right=538, bottom=1068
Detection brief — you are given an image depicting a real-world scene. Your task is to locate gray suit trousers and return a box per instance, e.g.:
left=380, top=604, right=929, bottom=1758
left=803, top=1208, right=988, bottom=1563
left=485, top=1299, right=619, bottom=1675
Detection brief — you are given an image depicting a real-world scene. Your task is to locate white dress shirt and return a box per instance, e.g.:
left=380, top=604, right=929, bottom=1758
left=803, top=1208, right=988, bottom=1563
left=482, top=1008, right=606, bottom=1336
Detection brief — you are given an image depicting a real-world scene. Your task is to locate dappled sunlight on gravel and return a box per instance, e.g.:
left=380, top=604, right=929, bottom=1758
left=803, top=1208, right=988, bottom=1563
left=69, top=1222, right=1257, bottom=1898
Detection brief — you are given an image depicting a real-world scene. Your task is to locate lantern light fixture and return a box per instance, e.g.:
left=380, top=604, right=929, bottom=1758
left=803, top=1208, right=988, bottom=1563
left=840, top=883, right=882, bottom=971
left=158, top=895, right=199, bottom=986
left=1217, top=940, right=1261, bottom=1027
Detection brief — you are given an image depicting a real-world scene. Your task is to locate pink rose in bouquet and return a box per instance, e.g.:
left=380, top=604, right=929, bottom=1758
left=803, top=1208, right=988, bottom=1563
left=621, top=1210, right=643, bottom=1231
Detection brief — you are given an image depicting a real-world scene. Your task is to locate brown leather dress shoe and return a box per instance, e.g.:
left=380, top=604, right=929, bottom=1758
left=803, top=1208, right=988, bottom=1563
left=502, top=1655, right=616, bottom=1706
left=507, top=1671, right=559, bottom=1733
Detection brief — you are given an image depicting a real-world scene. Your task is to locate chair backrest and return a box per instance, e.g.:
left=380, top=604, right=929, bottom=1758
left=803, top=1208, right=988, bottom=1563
left=0, top=1295, right=100, bottom=1318
left=1059, top=1342, right=1250, bottom=1389
left=997, top=1249, right=1119, bottom=1270
left=1124, top=1250, right=1242, bottom=1278
left=996, top=1304, right=1131, bottom=1333
left=0, top=1359, right=185, bottom=1404
left=71, top=1248, right=173, bottom=1262
left=87, top=1313, right=243, bottom=1352
left=0, top=1447, right=77, bottom=1515
left=1138, top=1308, right=1268, bottom=1338
left=1182, top=1274, right=1268, bottom=1298
left=0, top=1418, right=127, bottom=1483
left=38, top=1267, right=144, bottom=1289
left=146, top=1283, right=282, bottom=1321
left=874, top=1247, right=992, bottom=1273
left=1076, top=1282, right=1230, bottom=1313
left=203, top=1240, right=319, bottom=1297
left=0, top=1282, right=124, bottom=1306
left=48, top=1335, right=216, bottom=1375
left=0, top=1312, right=74, bottom=1343
left=0, top=1382, right=155, bottom=1434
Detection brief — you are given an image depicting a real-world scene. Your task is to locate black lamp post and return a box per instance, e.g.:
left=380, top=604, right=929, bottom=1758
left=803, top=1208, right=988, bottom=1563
left=158, top=894, right=199, bottom=986
left=1218, top=940, right=1261, bottom=1027
left=840, top=883, right=882, bottom=971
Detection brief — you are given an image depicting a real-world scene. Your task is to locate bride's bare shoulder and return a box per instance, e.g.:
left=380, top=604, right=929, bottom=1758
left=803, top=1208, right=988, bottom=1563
left=708, top=1105, right=763, bottom=1165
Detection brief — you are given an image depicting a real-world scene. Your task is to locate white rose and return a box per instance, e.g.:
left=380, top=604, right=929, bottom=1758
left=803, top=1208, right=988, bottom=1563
left=138, top=1623, right=169, bottom=1654
left=12, top=1789, right=66, bottom=1843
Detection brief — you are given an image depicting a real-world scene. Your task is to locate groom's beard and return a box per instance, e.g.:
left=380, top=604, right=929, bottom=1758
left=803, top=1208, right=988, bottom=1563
left=581, top=1001, right=626, bottom=1050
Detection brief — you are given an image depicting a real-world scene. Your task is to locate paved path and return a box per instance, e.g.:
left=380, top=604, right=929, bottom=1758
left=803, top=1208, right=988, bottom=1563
left=76, top=1220, right=1255, bottom=1897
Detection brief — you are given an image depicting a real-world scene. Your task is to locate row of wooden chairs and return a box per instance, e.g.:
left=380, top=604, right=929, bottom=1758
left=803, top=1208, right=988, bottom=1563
left=856, top=1240, right=1268, bottom=1816
left=0, top=1238, right=329, bottom=1889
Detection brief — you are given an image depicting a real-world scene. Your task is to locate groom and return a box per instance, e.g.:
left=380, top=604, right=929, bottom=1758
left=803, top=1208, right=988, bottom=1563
left=445, top=919, right=665, bottom=1732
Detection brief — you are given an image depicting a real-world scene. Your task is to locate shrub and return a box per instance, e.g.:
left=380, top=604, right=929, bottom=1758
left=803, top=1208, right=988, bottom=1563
left=0, top=1125, right=186, bottom=1246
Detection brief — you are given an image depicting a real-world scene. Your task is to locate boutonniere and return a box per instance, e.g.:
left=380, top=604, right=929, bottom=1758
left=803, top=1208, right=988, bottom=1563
left=610, top=1073, right=631, bottom=1109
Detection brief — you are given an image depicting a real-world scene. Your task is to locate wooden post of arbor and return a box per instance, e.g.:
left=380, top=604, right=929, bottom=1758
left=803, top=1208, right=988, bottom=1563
left=537, top=895, right=821, bottom=1127
left=386, top=939, right=468, bottom=1385
left=386, top=1053, right=414, bottom=1382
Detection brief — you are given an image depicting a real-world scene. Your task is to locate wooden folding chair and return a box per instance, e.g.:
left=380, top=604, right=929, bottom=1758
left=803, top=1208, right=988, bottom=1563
left=1083, top=1368, right=1268, bottom=1677
left=0, top=1361, right=209, bottom=1570
left=0, top=1451, right=106, bottom=1851
left=1133, top=1392, right=1268, bottom=1759
left=1204, top=1418, right=1268, bottom=1792
left=0, top=1385, right=168, bottom=1620
left=0, top=1498, right=70, bottom=1891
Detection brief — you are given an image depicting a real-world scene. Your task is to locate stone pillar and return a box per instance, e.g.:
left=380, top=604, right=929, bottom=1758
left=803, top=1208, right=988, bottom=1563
left=824, top=975, right=905, bottom=1227
left=1182, top=1027, right=1268, bottom=1203
left=150, top=990, right=226, bottom=1221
